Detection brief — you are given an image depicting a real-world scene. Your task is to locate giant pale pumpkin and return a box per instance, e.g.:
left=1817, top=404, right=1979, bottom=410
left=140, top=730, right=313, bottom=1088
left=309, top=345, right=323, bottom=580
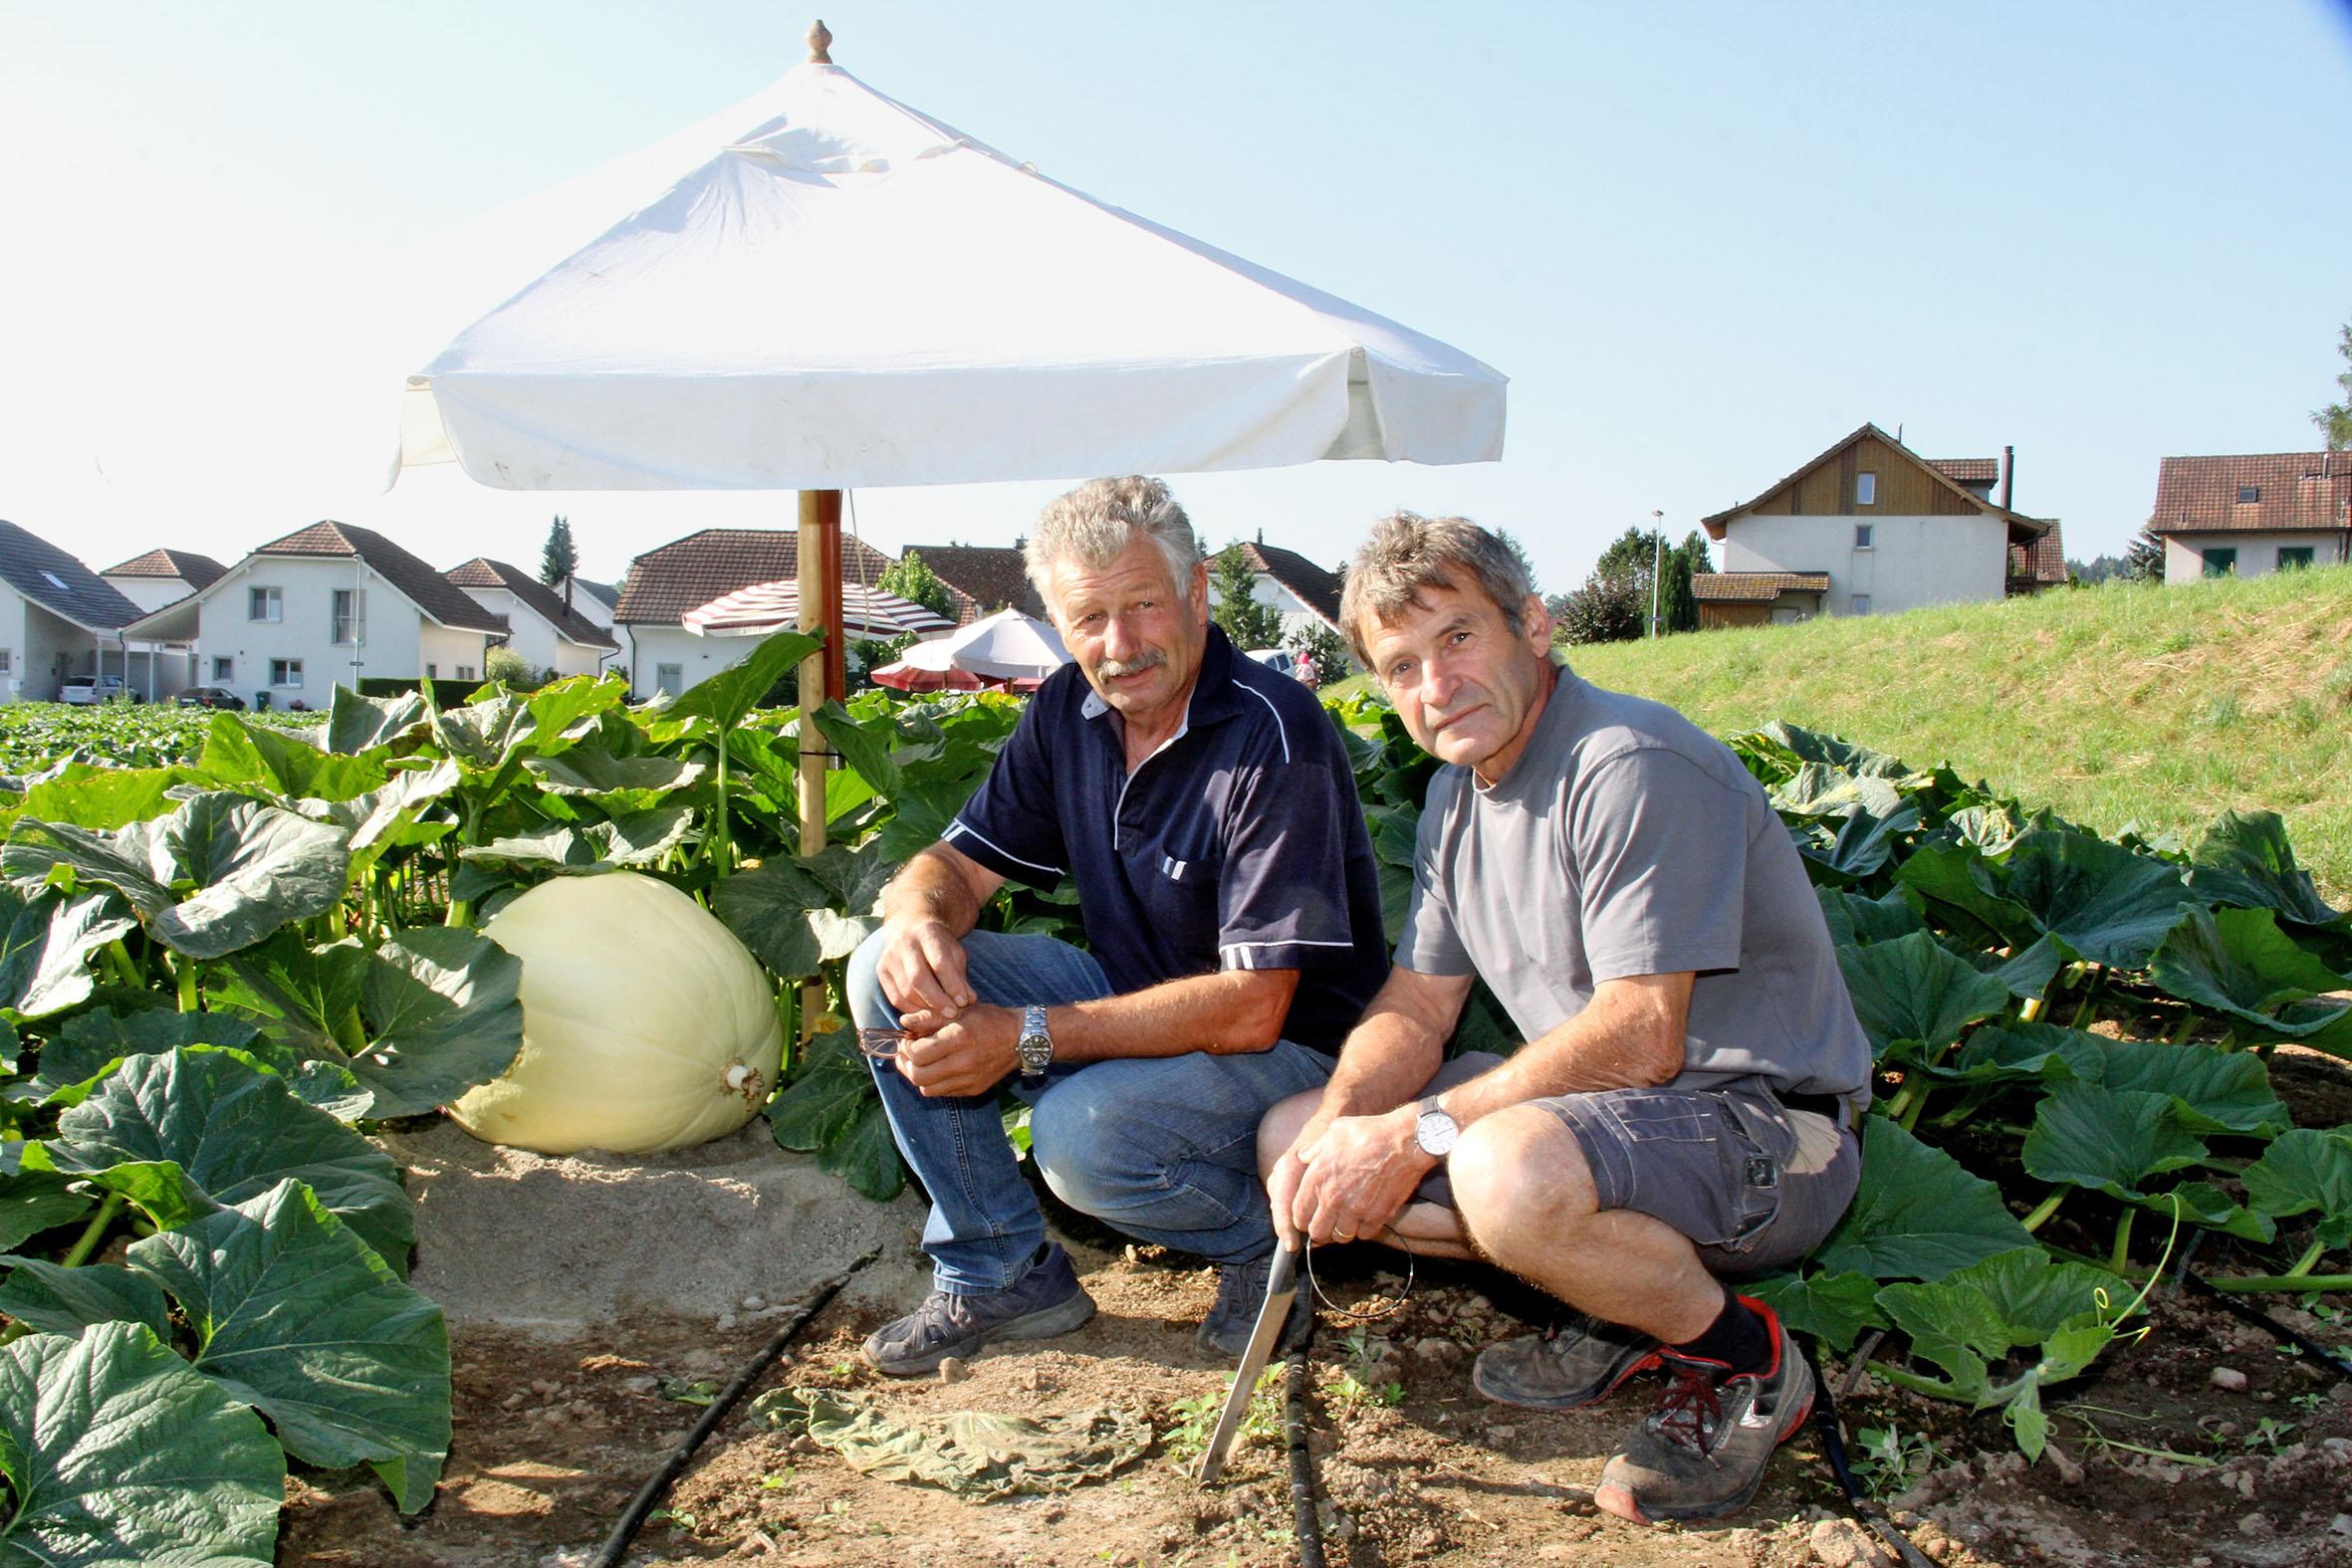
left=449, top=872, right=784, bottom=1154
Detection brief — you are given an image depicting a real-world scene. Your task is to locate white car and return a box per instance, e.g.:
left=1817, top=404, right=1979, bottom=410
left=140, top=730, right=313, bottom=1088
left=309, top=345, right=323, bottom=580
left=1243, top=647, right=1296, bottom=678
left=58, top=675, right=137, bottom=705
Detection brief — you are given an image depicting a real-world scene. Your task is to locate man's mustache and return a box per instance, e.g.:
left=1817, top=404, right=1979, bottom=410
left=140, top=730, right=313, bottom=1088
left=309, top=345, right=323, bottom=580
left=1094, top=651, right=1168, bottom=680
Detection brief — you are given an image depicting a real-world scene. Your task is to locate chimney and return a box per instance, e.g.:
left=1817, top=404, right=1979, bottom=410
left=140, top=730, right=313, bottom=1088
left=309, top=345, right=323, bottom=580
left=1999, top=446, right=2015, bottom=511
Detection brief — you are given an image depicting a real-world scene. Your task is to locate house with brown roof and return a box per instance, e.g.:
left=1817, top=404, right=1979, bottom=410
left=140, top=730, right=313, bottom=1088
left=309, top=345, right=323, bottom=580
left=1695, top=424, right=2055, bottom=626
left=900, top=543, right=1046, bottom=625
left=446, top=559, right=620, bottom=679
left=2144, top=452, right=2352, bottom=584
left=101, top=549, right=231, bottom=614
left=1222, top=538, right=1346, bottom=647
left=126, top=522, right=509, bottom=709
left=614, top=528, right=894, bottom=698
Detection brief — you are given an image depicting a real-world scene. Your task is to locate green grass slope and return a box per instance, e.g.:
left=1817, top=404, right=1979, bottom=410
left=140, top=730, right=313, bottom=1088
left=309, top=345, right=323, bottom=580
left=1565, top=565, right=2352, bottom=903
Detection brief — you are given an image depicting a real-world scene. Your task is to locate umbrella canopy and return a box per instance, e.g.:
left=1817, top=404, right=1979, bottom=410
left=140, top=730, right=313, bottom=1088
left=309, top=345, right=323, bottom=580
left=867, top=661, right=995, bottom=694
left=397, top=54, right=1506, bottom=491
left=888, top=607, right=1068, bottom=681
left=683, top=579, right=953, bottom=638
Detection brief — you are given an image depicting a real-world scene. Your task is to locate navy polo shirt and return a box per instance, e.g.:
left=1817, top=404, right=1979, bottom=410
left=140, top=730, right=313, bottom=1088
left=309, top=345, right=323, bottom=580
left=942, top=627, right=1386, bottom=1052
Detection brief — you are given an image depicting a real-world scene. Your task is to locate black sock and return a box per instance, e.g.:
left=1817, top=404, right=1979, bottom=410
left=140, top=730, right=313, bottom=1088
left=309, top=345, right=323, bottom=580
left=1672, top=1286, right=1772, bottom=1376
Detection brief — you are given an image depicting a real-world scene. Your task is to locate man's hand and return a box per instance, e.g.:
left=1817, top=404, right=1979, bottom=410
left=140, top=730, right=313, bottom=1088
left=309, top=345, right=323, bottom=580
left=872, top=916, right=979, bottom=1021
left=1283, top=1108, right=1436, bottom=1246
left=893, top=1003, right=1022, bottom=1097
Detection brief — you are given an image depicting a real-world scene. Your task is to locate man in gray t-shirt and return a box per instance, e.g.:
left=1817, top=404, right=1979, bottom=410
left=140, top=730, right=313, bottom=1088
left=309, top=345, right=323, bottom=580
left=1261, top=514, right=1868, bottom=1527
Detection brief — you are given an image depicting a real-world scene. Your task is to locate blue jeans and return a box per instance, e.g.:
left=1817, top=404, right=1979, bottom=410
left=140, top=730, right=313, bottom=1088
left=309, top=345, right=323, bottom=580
left=847, top=929, right=1335, bottom=1293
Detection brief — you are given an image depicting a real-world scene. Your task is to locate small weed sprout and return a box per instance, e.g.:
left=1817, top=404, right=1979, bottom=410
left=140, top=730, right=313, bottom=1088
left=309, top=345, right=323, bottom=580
left=1162, top=1364, right=1285, bottom=1463
left=1848, top=1425, right=1947, bottom=1498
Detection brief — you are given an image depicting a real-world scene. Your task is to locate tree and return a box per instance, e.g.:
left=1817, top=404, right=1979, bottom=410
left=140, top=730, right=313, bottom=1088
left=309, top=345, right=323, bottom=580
left=1285, top=618, right=1351, bottom=683
left=1552, top=571, right=1647, bottom=645
left=1586, top=526, right=1711, bottom=635
left=878, top=549, right=957, bottom=619
left=2122, top=528, right=2166, bottom=583
left=539, top=516, right=580, bottom=586
left=1212, top=544, right=1285, bottom=651
left=2313, top=319, right=2352, bottom=451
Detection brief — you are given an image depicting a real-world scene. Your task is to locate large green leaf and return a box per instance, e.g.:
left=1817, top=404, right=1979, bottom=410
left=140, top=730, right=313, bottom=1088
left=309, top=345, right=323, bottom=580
left=714, top=858, right=868, bottom=982
left=323, top=758, right=463, bottom=855
left=1817, top=886, right=1926, bottom=947
left=2129, top=1180, right=2274, bottom=1244
left=35, top=1007, right=364, bottom=1118
left=18, top=765, right=197, bottom=831
left=0, top=1169, right=95, bottom=1253
left=1999, top=829, right=2196, bottom=971
left=2186, top=810, right=2347, bottom=931
left=1933, top=1021, right=2104, bottom=1086
left=1769, top=764, right=1908, bottom=820
left=1809, top=1117, right=2033, bottom=1281
left=1877, top=1246, right=2117, bottom=1387
left=216, top=927, right=524, bottom=1120
left=2146, top=906, right=2352, bottom=1044
left=811, top=699, right=904, bottom=796
left=0, top=1260, right=172, bottom=1341
left=666, top=631, right=823, bottom=732
left=523, top=674, right=629, bottom=750
left=1794, top=798, right=1920, bottom=885
left=128, top=1180, right=449, bottom=1513
left=2088, top=1037, right=2289, bottom=1138
left=1745, top=1267, right=1887, bottom=1352
left=1893, top=838, right=2034, bottom=946
left=195, top=714, right=388, bottom=804
left=2, top=792, right=353, bottom=960
left=521, top=748, right=706, bottom=811
left=768, top=1030, right=905, bottom=1201
left=2019, top=1084, right=2208, bottom=1199
left=0, top=885, right=135, bottom=1020
left=1734, top=723, right=1910, bottom=780
left=2239, top=1128, right=2352, bottom=1248
left=0, top=1322, right=283, bottom=1566
left=1956, top=933, right=2073, bottom=1003
left=458, top=805, right=694, bottom=873
left=23, top=1047, right=413, bottom=1271
left=320, top=686, right=428, bottom=754
left=1836, top=931, right=2012, bottom=1062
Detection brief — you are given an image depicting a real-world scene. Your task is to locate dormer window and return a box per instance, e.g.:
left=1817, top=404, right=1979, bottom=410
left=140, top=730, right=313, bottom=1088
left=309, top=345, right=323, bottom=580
left=1856, top=472, right=1878, bottom=506
left=2236, top=485, right=2260, bottom=503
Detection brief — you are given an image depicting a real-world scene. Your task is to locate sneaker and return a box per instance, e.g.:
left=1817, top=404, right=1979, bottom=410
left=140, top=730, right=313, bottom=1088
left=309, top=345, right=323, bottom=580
left=861, top=1241, right=1096, bottom=1377
left=1472, top=1313, right=1663, bottom=1410
left=1196, top=1254, right=1313, bottom=1358
left=1592, top=1298, right=1814, bottom=1524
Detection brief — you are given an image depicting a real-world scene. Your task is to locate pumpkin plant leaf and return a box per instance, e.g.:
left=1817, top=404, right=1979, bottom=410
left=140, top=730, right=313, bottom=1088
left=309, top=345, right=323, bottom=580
left=127, top=1179, right=450, bottom=1513
left=320, top=686, right=429, bottom=755
left=2146, top=906, right=2352, bottom=1043
left=0, top=884, right=136, bottom=1020
left=2088, top=1037, right=2290, bottom=1138
left=1745, top=1268, right=1888, bottom=1353
left=665, top=629, right=823, bottom=733
left=2019, top=1084, right=2208, bottom=1200
left=0, top=1168, right=96, bottom=1253
left=194, top=713, right=389, bottom=804
left=2239, top=1128, right=2352, bottom=1248
left=1999, top=829, right=2197, bottom=971
left=1929, top=1020, right=2104, bottom=1086
left=23, top=1046, right=415, bottom=1272
left=1811, top=1117, right=2034, bottom=1281
left=2186, top=810, right=2348, bottom=932
left=0, top=1321, right=284, bottom=1566
left=0, top=1259, right=173, bottom=1341
left=1836, top=931, right=2012, bottom=1063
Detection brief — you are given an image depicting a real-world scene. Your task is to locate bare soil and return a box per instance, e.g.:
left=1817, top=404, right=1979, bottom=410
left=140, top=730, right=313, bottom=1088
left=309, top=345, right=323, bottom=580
left=278, top=1059, right=2352, bottom=1568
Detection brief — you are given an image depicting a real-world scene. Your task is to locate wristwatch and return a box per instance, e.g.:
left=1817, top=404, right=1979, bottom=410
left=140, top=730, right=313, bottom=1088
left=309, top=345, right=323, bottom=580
left=1015, top=1005, right=1054, bottom=1078
left=1413, top=1095, right=1459, bottom=1158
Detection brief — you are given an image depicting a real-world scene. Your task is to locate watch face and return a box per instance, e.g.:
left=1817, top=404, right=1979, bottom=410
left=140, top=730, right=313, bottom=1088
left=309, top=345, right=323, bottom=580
left=1017, top=1033, right=1053, bottom=1072
left=1416, top=1110, right=1458, bottom=1158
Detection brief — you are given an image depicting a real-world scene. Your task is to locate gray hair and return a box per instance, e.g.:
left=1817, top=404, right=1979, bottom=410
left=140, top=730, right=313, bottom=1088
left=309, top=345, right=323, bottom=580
left=1026, top=476, right=1200, bottom=603
left=1339, top=511, right=1534, bottom=667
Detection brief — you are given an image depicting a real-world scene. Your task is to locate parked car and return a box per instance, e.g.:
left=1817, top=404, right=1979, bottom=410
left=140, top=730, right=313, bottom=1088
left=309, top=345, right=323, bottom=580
left=169, top=686, right=248, bottom=711
left=59, top=675, right=138, bottom=705
left=1243, top=647, right=1296, bottom=678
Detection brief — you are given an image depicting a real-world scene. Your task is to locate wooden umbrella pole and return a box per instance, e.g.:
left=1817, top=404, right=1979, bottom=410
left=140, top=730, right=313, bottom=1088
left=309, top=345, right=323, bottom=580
left=797, top=488, right=842, bottom=1037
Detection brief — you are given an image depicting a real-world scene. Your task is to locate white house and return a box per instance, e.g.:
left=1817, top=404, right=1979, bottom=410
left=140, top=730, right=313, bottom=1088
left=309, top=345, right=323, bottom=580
left=125, top=521, right=508, bottom=710
left=446, top=559, right=620, bottom=680
left=614, top=528, right=894, bottom=700
left=2145, top=452, right=2352, bottom=583
left=1696, top=424, right=2053, bottom=625
left=556, top=575, right=621, bottom=634
left=101, top=549, right=231, bottom=697
left=0, top=520, right=154, bottom=702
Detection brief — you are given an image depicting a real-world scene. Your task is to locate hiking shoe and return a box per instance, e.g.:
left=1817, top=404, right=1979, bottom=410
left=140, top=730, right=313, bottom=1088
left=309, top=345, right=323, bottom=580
left=861, top=1242, right=1096, bottom=1377
left=1196, top=1254, right=1313, bottom=1358
left=1593, top=1298, right=1813, bottom=1524
left=1472, top=1313, right=1663, bottom=1410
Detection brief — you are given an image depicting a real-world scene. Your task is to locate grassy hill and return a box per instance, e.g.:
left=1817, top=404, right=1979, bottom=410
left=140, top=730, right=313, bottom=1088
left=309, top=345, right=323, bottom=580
left=1554, top=564, right=2352, bottom=902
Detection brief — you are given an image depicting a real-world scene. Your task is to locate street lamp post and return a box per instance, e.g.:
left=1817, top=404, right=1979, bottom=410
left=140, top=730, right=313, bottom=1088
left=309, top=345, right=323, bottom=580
left=1649, top=510, right=1665, bottom=638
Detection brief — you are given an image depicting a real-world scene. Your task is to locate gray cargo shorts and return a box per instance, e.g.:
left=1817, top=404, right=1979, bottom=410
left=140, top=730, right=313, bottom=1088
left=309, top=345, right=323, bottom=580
left=1410, top=1052, right=1862, bottom=1277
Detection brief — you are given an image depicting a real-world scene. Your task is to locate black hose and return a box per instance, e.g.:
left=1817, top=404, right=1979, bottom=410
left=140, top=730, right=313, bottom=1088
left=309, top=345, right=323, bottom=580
left=1284, top=1338, right=1326, bottom=1568
left=2181, top=1268, right=2352, bottom=1379
left=1797, top=1339, right=1937, bottom=1568
left=592, top=1251, right=877, bottom=1568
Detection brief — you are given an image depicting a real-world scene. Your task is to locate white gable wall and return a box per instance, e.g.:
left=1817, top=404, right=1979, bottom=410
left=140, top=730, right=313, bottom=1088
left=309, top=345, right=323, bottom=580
left=1721, top=513, right=2009, bottom=614
left=102, top=575, right=197, bottom=614
left=2161, top=531, right=2351, bottom=585
left=185, top=557, right=488, bottom=709
left=625, top=625, right=761, bottom=699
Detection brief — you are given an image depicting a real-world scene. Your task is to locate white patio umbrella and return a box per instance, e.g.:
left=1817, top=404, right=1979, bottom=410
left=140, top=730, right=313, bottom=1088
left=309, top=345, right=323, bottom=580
left=396, top=21, right=1505, bottom=860
left=683, top=579, right=953, bottom=639
left=876, top=607, right=1068, bottom=684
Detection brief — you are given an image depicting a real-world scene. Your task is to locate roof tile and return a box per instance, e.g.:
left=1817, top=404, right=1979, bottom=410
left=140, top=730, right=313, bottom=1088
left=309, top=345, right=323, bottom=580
left=0, top=520, right=146, bottom=631
left=1691, top=570, right=1831, bottom=602
left=2147, top=452, right=2352, bottom=536
left=255, top=521, right=511, bottom=634
left=445, top=559, right=619, bottom=648
left=614, top=529, right=897, bottom=624
left=102, top=548, right=230, bottom=589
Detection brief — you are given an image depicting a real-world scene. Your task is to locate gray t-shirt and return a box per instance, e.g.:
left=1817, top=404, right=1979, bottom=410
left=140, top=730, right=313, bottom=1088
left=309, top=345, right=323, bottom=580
left=1396, top=667, right=1870, bottom=1104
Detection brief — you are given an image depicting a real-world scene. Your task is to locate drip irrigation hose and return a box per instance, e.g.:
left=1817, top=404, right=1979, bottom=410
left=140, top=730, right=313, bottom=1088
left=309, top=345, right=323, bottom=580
left=592, top=1250, right=876, bottom=1568
left=1283, top=1339, right=1327, bottom=1568
left=1797, top=1339, right=1937, bottom=1568
left=2181, top=1268, right=2352, bottom=1380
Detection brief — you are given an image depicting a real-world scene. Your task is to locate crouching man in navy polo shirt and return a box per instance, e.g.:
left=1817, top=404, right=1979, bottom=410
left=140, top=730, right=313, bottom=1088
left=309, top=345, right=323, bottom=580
left=1261, top=513, right=1870, bottom=1524
left=847, top=475, right=1388, bottom=1376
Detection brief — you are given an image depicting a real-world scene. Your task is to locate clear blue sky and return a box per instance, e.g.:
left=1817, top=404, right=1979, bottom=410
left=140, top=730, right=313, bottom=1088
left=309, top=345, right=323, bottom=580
left=3, top=1, right=2348, bottom=593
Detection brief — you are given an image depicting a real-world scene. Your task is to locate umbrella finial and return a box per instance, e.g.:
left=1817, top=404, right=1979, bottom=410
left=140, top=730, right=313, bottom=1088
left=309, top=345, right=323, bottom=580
left=807, top=18, right=832, bottom=63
